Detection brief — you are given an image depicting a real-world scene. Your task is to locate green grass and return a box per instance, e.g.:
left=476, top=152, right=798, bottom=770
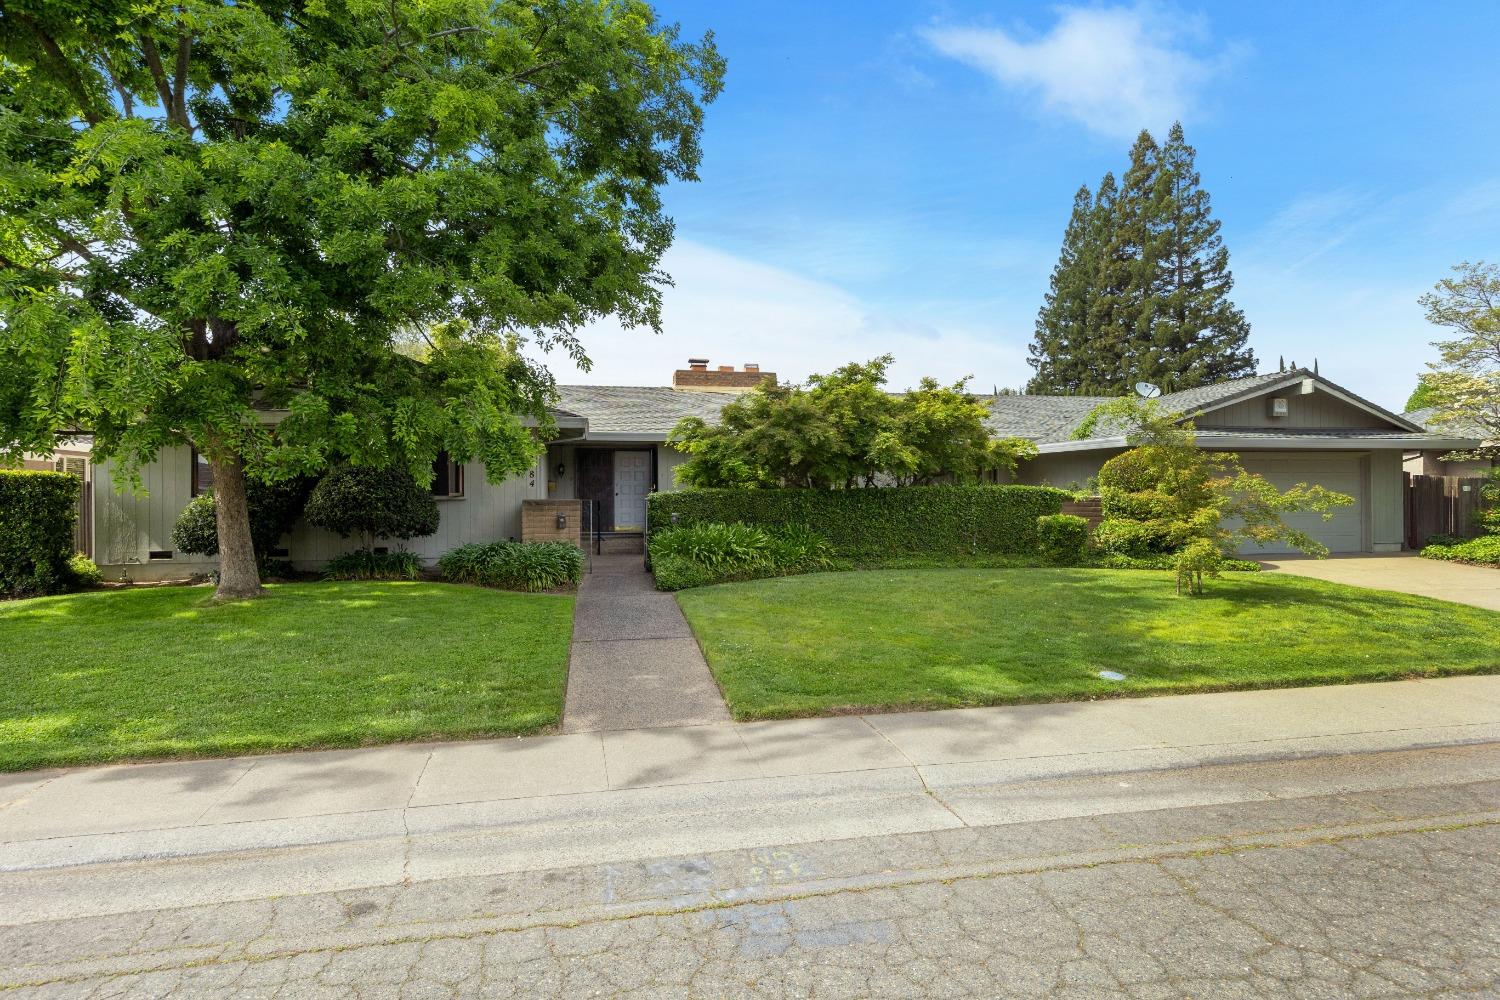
left=0, top=581, right=574, bottom=771
left=676, top=568, right=1500, bottom=720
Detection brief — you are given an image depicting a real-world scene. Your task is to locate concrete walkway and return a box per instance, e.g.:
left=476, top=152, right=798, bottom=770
left=561, top=554, right=729, bottom=732
left=1263, top=552, right=1500, bottom=611
left=4, top=675, right=1500, bottom=881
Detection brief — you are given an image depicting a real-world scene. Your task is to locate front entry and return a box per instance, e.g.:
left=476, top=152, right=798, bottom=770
left=575, top=449, right=654, bottom=532
left=613, top=450, right=651, bottom=531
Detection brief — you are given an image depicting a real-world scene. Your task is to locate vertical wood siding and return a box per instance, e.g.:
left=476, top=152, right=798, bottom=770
left=1195, top=389, right=1396, bottom=429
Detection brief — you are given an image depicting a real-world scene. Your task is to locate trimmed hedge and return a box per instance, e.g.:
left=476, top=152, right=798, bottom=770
left=0, top=470, right=80, bottom=598
left=1036, top=513, right=1089, bottom=565
left=647, top=485, right=1069, bottom=558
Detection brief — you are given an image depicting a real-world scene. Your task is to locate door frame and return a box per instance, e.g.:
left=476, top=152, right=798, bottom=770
left=573, top=446, right=658, bottom=531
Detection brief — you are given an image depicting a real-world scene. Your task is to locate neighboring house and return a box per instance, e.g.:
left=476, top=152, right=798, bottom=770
left=988, top=368, right=1477, bottom=555
left=1400, top=407, right=1497, bottom=478
left=24, top=362, right=1476, bottom=578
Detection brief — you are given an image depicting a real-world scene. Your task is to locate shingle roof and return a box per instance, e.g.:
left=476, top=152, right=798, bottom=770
left=554, top=385, right=743, bottom=435
left=554, top=370, right=1456, bottom=447
left=1405, top=406, right=1490, bottom=441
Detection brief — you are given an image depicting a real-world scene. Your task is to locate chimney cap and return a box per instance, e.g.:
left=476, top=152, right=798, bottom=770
left=744, top=363, right=760, bottom=371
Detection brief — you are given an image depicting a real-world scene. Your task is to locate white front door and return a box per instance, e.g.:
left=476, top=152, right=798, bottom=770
left=613, top=450, right=651, bottom=531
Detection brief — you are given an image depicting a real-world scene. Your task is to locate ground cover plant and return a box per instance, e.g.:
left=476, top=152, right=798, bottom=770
left=439, top=541, right=585, bottom=592
left=648, top=522, right=834, bottom=590
left=0, top=582, right=574, bottom=770
left=676, top=569, right=1500, bottom=720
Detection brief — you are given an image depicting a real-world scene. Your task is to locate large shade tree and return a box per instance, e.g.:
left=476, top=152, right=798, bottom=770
left=0, top=0, right=723, bottom=598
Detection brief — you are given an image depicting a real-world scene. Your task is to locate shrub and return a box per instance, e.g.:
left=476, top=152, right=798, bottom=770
left=323, top=549, right=424, bottom=580
left=648, top=521, right=835, bottom=590
left=647, top=485, right=1068, bottom=559
left=1088, top=551, right=1261, bottom=573
left=438, top=541, right=584, bottom=592
left=1421, top=535, right=1500, bottom=567
left=66, top=553, right=103, bottom=588
left=1036, top=514, right=1089, bottom=565
left=172, top=476, right=313, bottom=565
left=1093, top=517, right=1185, bottom=558
left=1099, top=487, right=1174, bottom=522
left=0, top=471, right=80, bottom=598
left=304, top=465, right=440, bottom=551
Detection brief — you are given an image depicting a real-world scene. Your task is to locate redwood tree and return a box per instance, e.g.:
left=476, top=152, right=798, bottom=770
left=0, top=0, right=723, bottom=597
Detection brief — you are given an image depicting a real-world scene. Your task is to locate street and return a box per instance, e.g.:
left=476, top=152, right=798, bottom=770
left=4, top=741, right=1499, bottom=998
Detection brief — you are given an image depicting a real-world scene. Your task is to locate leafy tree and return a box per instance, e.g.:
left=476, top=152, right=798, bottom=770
left=670, top=358, right=1036, bottom=488
left=1405, top=378, right=1442, bottom=414
left=0, top=0, right=724, bottom=599
left=1417, top=261, right=1500, bottom=457
left=1029, top=124, right=1254, bottom=395
left=1087, top=398, right=1353, bottom=592
left=303, top=465, right=440, bottom=553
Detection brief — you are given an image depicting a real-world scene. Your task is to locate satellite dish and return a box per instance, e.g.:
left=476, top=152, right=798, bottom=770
left=1134, top=381, right=1161, bottom=399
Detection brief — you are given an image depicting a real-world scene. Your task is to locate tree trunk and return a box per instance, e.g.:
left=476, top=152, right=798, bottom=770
left=211, top=454, right=263, bottom=600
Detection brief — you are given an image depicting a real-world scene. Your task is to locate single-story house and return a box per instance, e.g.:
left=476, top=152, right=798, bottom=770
left=992, top=369, right=1478, bottom=554
left=1400, top=407, right=1496, bottom=478
left=24, top=361, right=1479, bottom=578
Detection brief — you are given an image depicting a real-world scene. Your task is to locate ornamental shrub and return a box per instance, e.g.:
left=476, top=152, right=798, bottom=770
left=647, top=521, right=835, bottom=590
left=1421, top=535, right=1500, bottom=567
left=172, top=476, right=313, bottom=565
left=438, top=540, right=584, bottom=592
left=66, top=554, right=103, bottom=588
left=1036, top=514, right=1089, bottom=565
left=323, top=549, right=424, bottom=581
left=0, top=471, right=80, bottom=598
left=647, top=485, right=1068, bottom=559
left=304, top=465, right=440, bottom=551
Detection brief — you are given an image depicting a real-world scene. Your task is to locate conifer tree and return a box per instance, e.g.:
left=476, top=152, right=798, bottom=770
left=1027, top=185, right=1094, bottom=393
left=1028, top=124, right=1255, bottom=395
left=1153, top=123, right=1256, bottom=385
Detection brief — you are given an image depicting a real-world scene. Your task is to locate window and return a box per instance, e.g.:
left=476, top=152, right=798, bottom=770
left=431, top=452, right=464, bottom=498
left=191, top=449, right=214, bottom=496
left=53, top=455, right=87, bottom=479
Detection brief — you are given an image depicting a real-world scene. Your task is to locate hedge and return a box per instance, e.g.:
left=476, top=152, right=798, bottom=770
left=0, top=470, right=81, bottom=598
left=646, top=485, right=1069, bottom=558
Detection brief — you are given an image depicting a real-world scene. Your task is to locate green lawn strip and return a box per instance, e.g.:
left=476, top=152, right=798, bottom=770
left=0, top=581, right=574, bottom=771
left=675, top=568, right=1500, bottom=720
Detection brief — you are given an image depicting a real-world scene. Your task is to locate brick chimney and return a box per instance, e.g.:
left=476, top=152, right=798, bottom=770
left=672, top=359, right=777, bottom=391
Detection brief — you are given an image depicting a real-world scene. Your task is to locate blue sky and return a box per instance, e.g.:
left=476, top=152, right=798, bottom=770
left=553, top=1, right=1500, bottom=409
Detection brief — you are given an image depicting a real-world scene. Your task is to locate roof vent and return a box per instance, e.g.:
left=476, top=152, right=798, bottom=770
left=1268, top=397, right=1289, bottom=418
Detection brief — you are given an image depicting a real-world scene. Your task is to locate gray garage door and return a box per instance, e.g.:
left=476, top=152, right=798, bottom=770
left=1234, top=454, right=1366, bottom=555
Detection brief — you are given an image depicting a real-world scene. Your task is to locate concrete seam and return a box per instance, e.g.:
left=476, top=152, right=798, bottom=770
left=857, top=715, right=970, bottom=828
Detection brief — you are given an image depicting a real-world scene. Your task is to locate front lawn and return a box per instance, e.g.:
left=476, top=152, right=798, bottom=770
left=1, top=582, right=574, bottom=771
left=676, top=569, right=1500, bottom=719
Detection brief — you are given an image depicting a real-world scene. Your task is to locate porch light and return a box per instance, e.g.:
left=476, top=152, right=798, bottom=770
left=556, top=512, right=568, bottom=529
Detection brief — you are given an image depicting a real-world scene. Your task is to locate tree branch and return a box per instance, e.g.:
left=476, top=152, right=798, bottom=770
left=173, top=21, right=192, bottom=128
left=12, top=12, right=103, bottom=126
left=138, top=35, right=178, bottom=123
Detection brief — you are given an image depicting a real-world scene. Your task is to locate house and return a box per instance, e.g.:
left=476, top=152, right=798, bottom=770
left=26, top=362, right=1476, bottom=578
left=989, top=369, right=1478, bottom=554
left=1400, top=407, right=1496, bottom=478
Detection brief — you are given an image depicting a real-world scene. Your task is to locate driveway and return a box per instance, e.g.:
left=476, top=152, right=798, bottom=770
left=1261, top=552, right=1500, bottom=611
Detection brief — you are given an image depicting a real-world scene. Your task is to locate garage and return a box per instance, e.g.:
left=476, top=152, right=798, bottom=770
left=1234, top=453, right=1367, bottom=554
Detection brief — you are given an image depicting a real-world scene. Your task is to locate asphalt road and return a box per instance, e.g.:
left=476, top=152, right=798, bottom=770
left=4, top=743, right=1499, bottom=998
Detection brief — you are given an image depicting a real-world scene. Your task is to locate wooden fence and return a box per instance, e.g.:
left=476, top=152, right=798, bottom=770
left=1404, top=473, right=1488, bottom=548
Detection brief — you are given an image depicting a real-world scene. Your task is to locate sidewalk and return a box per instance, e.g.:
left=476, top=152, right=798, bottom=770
left=4, top=675, right=1500, bottom=881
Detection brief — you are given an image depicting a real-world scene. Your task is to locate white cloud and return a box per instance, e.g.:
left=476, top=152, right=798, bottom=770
left=530, top=240, right=1034, bottom=393
left=921, top=5, right=1229, bottom=138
